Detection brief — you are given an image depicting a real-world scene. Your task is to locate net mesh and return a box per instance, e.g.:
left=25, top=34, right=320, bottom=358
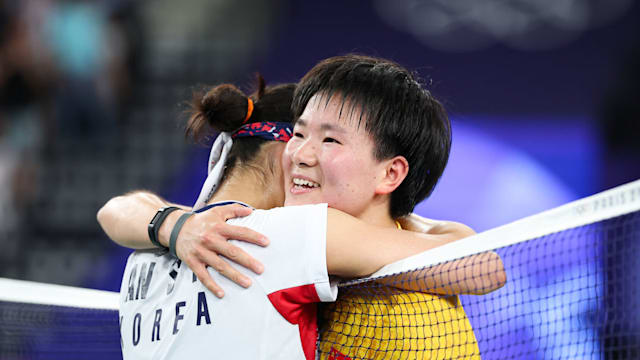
left=1, top=181, right=639, bottom=359
left=0, top=301, right=120, bottom=359
left=317, top=181, right=640, bottom=359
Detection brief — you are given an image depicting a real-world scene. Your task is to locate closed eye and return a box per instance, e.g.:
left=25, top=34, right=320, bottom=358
left=324, top=137, right=341, bottom=144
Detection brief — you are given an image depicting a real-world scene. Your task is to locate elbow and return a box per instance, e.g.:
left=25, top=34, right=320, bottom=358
left=488, top=251, right=507, bottom=289
left=475, top=251, right=507, bottom=295
left=96, top=201, right=109, bottom=228
left=492, top=254, right=507, bottom=290
left=97, top=196, right=123, bottom=231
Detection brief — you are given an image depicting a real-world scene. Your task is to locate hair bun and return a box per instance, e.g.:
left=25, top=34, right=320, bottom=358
left=186, top=84, right=249, bottom=142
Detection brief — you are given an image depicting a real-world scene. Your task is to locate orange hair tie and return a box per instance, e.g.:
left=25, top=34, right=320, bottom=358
left=244, top=98, right=254, bottom=123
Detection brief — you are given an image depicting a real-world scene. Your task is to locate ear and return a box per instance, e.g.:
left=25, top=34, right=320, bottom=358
left=374, top=156, right=409, bottom=195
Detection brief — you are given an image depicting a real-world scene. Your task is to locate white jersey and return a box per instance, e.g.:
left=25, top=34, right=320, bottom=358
left=119, top=203, right=336, bottom=360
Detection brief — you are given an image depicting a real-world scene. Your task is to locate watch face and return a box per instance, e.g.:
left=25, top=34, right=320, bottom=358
left=149, top=208, right=169, bottom=246
left=150, top=211, right=164, bottom=225
left=151, top=207, right=172, bottom=224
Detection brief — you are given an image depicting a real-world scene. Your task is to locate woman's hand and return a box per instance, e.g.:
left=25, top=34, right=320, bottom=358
left=161, top=204, right=270, bottom=298
left=98, top=191, right=269, bottom=298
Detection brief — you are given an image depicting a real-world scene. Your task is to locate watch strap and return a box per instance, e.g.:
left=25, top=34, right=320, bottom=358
left=148, top=206, right=180, bottom=248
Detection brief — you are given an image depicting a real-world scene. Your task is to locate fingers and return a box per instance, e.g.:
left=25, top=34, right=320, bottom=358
left=203, top=232, right=264, bottom=275
left=177, top=203, right=269, bottom=296
left=185, top=242, right=257, bottom=297
left=217, top=223, right=269, bottom=246
left=220, top=204, right=253, bottom=221
left=210, top=204, right=270, bottom=246
left=200, top=250, right=253, bottom=291
left=190, top=261, right=225, bottom=298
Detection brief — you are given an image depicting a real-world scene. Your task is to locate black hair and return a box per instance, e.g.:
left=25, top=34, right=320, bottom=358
left=186, top=75, right=295, bottom=181
left=293, top=55, right=451, bottom=218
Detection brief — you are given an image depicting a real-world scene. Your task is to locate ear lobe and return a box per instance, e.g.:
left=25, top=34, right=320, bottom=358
left=375, top=156, right=409, bottom=195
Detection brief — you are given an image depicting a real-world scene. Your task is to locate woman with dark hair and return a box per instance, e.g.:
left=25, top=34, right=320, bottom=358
left=100, top=74, right=504, bottom=359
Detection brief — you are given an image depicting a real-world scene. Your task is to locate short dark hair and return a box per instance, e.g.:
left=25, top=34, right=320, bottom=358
left=292, top=55, right=451, bottom=218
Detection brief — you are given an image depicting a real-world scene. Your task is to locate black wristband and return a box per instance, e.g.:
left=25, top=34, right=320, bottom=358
left=170, top=212, right=195, bottom=258
left=148, top=206, right=180, bottom=248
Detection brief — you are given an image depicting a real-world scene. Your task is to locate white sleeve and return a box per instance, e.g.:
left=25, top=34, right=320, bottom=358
left=227, top=203, right=337, bottom=302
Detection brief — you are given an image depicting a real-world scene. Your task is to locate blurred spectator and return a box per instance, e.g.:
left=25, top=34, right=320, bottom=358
left=0, top=0, right=54, bottom=267
left=0, top=0, right=140, bottom=274
left=44, top=0, right=114, bottom=143
left=104, top=1, right=143, bottom=125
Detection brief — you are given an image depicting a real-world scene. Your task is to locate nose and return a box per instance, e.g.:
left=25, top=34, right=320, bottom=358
left=291, top=138, right=318, bottom=168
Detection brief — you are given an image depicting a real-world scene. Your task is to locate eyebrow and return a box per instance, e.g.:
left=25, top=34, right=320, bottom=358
left=296, top=118, right=347, bottom=133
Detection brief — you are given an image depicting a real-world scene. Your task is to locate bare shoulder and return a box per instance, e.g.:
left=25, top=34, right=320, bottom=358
left=427, top=220, right=476, bottom=239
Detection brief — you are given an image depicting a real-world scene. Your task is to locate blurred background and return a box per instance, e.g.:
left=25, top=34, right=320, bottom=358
left=0, top=0, right=638, bottom=293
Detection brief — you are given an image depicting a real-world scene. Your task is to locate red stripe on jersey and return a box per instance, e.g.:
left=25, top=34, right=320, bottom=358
left=267, top=284, right=320, bottom=360
left=328, top=347, right=352, bottom=360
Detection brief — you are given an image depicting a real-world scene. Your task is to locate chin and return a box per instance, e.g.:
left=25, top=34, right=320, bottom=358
left=285, top=194, right=319, bottom=207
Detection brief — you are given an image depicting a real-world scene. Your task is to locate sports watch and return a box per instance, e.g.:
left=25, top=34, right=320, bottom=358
left=147, top=206, right=180, bottom=248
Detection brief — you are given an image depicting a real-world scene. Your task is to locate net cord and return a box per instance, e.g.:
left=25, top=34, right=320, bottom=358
left=0, top=277, right=119, bottom=310
left=344, top=178, right=640, bottom=286
left=4, top=180, right=639, bottom=301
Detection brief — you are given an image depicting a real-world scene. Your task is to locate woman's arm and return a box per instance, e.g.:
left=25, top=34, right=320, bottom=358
left=97, top=191, right=189, bottom=249
left=99, top=194, right=505, bottom=297
left=400, top=213, right=506, bottom=294
left=326, top=209, right=506, bottom=295
left=97, top=191, right=269, bottom=297
left=375, top=251, right=506, bottom=295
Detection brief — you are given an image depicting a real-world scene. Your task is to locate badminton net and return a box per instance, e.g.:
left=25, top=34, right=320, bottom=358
left=318, top=179, right=640, bottom=359
left=0, top=278, right=120, bottom=359
left=1, top=180, right=639, bottom=359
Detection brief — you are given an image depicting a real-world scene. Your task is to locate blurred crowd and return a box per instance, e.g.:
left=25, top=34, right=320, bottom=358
left=0, top=0, right=141, bottom=274
left=0, top=0, right=266, bottom=286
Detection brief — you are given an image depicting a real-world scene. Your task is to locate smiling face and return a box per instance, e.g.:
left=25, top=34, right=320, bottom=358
left=282, top=93, right=391, bottom=219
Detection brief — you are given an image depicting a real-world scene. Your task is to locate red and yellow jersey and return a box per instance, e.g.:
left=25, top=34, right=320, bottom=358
left=318, top=290, right=480, bottom=360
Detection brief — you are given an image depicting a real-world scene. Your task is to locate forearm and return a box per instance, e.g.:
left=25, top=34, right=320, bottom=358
left=326, top=209, right=506, bottom=295
left=97, top=191, right=188, bottom=249
left=99, top=192, right=265, bottom=296
left=377, top=251, right=507, bottom=295
left=325, top=209, right=461, bottom=278
left=378, top=219, right=506, bottom=295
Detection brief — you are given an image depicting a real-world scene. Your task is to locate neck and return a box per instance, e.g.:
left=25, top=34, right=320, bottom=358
left=354, top=195, right=397, bottom=229
left=209, top=169, right=280, bottom=210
